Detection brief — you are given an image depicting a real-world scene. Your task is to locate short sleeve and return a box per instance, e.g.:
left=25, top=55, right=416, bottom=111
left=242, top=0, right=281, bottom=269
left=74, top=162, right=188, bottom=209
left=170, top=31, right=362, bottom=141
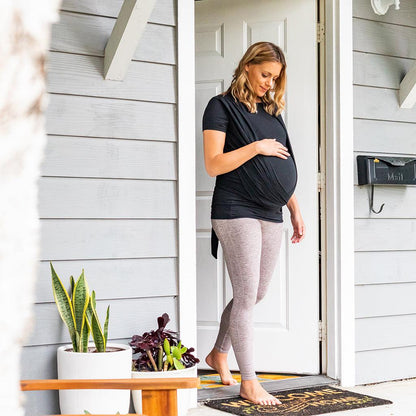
left=202, top=96, right=229, bottom=132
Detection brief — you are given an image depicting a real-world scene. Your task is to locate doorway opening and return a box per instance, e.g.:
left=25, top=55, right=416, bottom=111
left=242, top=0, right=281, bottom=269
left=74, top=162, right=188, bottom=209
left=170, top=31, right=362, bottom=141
left=194, top=0, right=331, bottom=397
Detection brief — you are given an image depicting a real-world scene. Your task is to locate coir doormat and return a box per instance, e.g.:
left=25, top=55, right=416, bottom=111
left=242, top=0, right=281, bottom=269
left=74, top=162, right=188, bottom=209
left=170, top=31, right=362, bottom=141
left=203, top=385, right=393, bottom=415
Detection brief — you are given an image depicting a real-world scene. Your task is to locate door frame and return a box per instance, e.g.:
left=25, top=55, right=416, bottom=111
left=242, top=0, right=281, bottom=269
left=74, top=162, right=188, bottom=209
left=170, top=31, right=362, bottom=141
left=322, top=0, right=355, bottom=387
left=177, top=0, right=355, bottom=387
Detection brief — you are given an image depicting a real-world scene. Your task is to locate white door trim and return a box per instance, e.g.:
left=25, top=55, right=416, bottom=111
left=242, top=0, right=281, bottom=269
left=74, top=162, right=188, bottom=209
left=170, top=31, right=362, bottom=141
left=177, top=0, right=197, bottom=352
left=177, top=0, right=355, bottom=387
left=324, top=0, right=355, bottom=386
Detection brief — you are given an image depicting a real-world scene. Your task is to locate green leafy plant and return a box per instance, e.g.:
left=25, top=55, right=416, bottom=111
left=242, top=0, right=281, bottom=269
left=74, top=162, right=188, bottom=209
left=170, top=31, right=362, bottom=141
left=50, top=262, right=110, bottom=352
left=163, top=338, right=187, bottom=371
left=130, top=313, right=199, bottom=371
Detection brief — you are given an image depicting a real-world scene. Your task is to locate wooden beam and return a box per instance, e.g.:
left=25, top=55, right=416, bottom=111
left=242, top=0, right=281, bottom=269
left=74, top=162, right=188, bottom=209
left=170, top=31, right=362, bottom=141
left=20, top=378, right=200, bottom=391
left=104, top=0, right=157, bottom=81
left=142, top=389, right=178, bottom=416
left=399, top=62, right=416, bottom=108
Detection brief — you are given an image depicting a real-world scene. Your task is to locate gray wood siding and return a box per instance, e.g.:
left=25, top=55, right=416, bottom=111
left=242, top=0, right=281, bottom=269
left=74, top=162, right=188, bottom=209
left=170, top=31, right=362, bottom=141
left=22, top=1, right=178, bottom=415
left=353, top=0, right=416, bottom=385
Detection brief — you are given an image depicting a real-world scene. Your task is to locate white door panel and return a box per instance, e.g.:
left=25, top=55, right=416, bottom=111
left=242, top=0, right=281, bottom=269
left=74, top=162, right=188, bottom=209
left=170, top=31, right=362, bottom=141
left=195, top=0, right=320, bottom=374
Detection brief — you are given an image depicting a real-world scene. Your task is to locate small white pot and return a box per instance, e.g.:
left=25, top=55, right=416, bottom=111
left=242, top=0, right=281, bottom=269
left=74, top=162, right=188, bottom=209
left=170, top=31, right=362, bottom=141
left=131, top=365, right=198, bottom=416
left=57, top=343, right=132, bottom=415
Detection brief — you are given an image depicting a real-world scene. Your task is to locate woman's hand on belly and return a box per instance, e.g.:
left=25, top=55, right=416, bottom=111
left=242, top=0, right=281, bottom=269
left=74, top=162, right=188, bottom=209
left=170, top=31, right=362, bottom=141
left=255, top=138, right=290, bottom=159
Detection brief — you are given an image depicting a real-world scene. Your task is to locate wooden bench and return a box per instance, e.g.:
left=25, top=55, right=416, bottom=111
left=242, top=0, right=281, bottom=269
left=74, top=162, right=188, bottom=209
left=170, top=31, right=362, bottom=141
left=21, top=377, right=200, bottom=416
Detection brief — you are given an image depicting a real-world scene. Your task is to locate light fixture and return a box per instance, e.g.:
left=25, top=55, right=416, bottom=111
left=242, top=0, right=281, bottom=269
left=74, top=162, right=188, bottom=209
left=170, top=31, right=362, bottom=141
left=371, top=0, right=400, bottom=15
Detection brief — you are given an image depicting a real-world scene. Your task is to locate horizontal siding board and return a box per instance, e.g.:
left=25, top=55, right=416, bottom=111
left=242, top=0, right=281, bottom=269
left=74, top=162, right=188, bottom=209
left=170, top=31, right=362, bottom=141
left=355, top=219, right=416, bottom=251
left=25, top=2, right=180, bottom=413
left=36, top=258, right=177, bottom=303
left=41, top=136, right=176, bottom=180
left=51, top=12, right=176, bottom=65
left=353, top=0, right=416, bottom=27
left=46, top=52, right=176, bottom=103
left=354, top=18, right=416, bottom=59
left=39, top=177, right=176, bottom=219
left=61, top=0, right=176, bottom=26
left=354, top=119, right=416, bottom=154
left=354, top=185, right=416, bottom=218
left=40, top=219, right=177, bottom=260
left=355, top=251, right=416, bottom=285
left=354, top=85, right=416, bottom=123
left=23, top=391, right=59, bottom=416
left=353, top=0, right=416, bottom=385
left=25, top=297, right=177, bottom=346
left=355, top=282, right=416, bottom=318
left=356, top=315, right=416, bottom=351
left=45, top=95, right=176, bottom=141
left=353, top=52, right=415, bottom=89
left=356, top=346, right=416, bottom=384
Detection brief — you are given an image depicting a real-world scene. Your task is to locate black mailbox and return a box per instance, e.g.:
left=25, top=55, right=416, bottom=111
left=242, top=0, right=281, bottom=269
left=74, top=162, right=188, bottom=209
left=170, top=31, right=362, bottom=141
left=357, top=156, right=416, bottom=186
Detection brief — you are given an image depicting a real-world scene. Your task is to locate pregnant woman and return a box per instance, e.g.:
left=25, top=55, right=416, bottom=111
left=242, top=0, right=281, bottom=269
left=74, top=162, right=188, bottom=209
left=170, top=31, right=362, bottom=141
left=202, top=41, right=305, bottom=406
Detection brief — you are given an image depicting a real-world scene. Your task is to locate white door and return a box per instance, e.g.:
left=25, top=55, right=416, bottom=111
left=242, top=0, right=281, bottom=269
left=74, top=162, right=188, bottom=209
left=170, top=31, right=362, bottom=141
left=195, top=0, right=319, bottom=374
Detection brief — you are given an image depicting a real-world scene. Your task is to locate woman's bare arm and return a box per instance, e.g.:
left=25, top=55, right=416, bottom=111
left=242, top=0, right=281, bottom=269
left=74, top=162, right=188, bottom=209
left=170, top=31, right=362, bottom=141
left=287, top=193, right=305, bottom=243
left=203, top=129, right=290, bottom=177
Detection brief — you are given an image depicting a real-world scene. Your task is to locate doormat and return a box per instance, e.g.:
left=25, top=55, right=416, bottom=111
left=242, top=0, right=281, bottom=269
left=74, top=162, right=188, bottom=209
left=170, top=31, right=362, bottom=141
left=199, top=373, right=299, bottom=389
left=203, top=385, right=393, bottom=415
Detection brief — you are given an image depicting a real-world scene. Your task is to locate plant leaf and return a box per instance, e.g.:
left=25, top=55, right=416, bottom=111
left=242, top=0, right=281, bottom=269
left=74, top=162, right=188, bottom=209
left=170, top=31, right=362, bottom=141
left=80, top=315, right=90, bottom=352
left=70, top=276, right=75, bottom=298
left=103, top=305, right=110, bottom=351
left=163, top=338, right=170, bottom=355
left=173, top=357, right=185, bottom=370
left=73, top=270, right=89, bottom=334
left=85, top=298, right=93, bottom=326
left=50, top=262, right=77, bottom=351
left=90, top=297, right=105, bottom=352
left=91, top=290, right=96, bottom=309
left=172, top=346, right=182, bottom=360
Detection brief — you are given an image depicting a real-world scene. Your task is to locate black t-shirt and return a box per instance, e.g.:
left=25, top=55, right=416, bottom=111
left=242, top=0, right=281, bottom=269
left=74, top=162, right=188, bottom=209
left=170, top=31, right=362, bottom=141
left=202, top=93, right=297, bottom=223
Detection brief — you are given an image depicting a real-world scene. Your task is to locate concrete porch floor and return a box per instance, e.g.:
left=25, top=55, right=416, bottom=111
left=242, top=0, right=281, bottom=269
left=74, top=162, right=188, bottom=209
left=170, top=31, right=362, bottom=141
left=188, top=376, right=416, bottom=415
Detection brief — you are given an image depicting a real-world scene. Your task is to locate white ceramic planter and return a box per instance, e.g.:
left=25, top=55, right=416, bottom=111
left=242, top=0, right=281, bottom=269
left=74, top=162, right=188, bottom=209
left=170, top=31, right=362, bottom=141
left=57, top=343, right=132, bottom=415
left=131, top=365, right=198, bottom=416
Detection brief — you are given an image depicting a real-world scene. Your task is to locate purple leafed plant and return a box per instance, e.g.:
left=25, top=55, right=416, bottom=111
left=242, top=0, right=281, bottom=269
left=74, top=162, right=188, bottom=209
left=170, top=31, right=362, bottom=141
left=130, top=312, right=200, bottom=371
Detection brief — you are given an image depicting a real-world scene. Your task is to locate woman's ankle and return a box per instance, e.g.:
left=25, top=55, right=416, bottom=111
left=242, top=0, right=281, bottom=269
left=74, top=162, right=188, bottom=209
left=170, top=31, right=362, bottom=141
left=213, top=346, right=228, bottom=355
left=241, top=378, right=259, bottom=384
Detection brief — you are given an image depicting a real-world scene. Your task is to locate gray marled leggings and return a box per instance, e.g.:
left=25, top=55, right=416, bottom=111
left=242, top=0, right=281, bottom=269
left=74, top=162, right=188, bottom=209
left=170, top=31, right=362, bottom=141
left=211, top=217, right=284, bottom=380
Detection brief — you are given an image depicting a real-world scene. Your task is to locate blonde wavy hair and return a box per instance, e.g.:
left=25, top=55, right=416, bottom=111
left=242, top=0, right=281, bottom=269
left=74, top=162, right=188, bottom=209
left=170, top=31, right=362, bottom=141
left=224, top=41, right=287, bottom=116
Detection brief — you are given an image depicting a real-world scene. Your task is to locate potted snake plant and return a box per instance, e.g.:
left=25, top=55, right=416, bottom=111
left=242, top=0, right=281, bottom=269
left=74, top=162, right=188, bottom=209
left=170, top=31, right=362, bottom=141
left=50, top=262, right=132, bottom=415
left=130, top=313, right=199, bottom=416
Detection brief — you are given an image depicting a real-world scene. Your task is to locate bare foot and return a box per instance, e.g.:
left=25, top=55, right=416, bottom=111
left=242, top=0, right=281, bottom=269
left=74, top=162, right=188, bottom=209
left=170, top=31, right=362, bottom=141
left=205, top=347, right=238, bottom=386
left=240, top=379, right=282, bottom=405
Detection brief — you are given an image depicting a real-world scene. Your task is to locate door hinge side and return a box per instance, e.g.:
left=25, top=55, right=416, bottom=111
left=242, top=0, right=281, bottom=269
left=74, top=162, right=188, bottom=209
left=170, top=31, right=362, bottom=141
left=318, top=320, right=326, bottom=342
left=317, top=22, right=325, bottom=43
left=317, top=172, right=322, bottom=192
left=317, top=171, right=325, bottom=193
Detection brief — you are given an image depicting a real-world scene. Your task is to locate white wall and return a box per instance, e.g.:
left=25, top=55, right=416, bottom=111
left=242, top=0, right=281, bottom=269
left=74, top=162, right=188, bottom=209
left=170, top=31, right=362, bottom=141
left=21, top=1, right=179, bottom=414
left=353, top=0, right=416, bottom=384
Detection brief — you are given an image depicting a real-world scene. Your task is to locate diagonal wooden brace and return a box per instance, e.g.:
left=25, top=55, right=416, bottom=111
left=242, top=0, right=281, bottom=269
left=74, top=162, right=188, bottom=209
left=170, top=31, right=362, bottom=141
left=104, top=0, right=157, bottom=81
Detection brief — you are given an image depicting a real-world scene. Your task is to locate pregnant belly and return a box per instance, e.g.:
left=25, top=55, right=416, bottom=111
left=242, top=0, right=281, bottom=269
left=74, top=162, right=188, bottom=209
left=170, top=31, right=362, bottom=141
left=260, top=154, right=297, bottom=195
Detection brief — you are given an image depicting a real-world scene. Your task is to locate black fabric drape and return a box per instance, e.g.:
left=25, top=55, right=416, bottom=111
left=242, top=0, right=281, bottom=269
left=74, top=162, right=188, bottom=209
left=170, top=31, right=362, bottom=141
left=211, top=94, right=298, bottom=259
